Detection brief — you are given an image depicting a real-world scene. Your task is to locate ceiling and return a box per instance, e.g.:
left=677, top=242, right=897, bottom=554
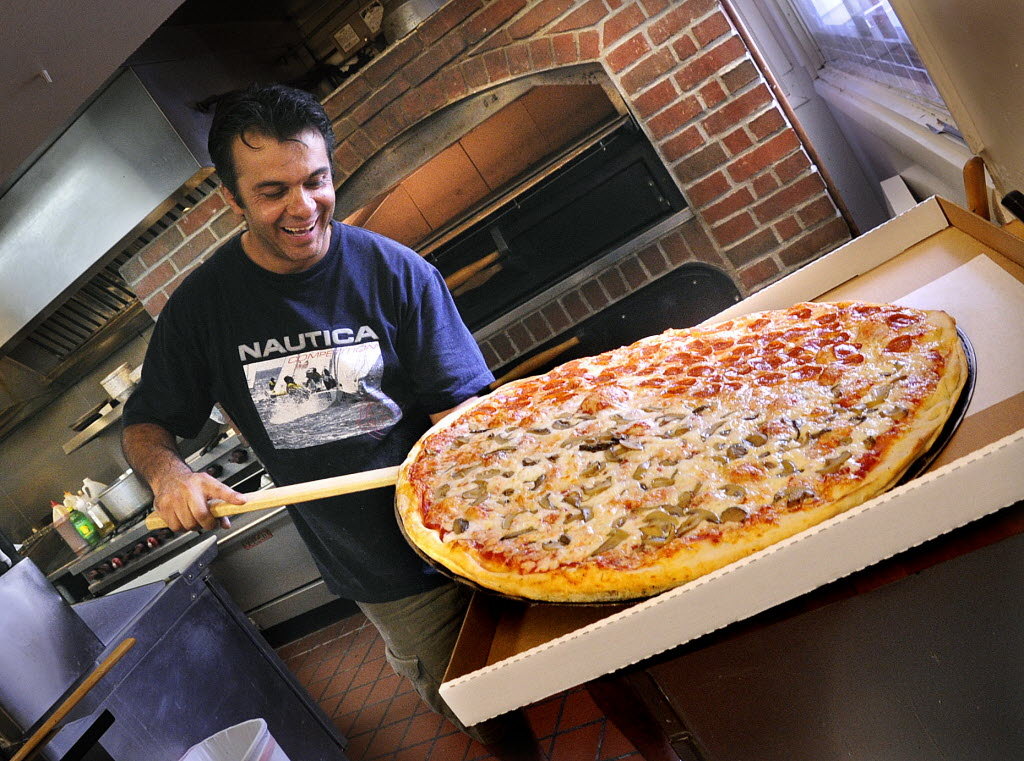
left=0, top=0, right=189, bottom=193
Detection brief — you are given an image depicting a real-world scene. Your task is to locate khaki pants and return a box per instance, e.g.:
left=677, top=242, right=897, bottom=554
left=357, top=581, right=533, bottom=745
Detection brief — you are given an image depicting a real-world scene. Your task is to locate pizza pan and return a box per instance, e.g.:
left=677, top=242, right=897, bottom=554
left=397, top=329, right=978, bottom=606
left=896, top=328, right=976, bottom=484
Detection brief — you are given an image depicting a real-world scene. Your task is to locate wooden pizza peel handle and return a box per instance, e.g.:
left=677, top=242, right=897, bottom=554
left=144, top=465, right=401, bottom=530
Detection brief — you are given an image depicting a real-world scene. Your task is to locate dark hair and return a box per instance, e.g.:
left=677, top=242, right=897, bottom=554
left=207, top=84, right=336, bottom=197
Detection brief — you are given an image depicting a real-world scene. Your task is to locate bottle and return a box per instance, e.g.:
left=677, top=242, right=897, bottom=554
left=52, top=500, right=90, bottom=555
left=79, top=493, right=115, bottom=537
left=63, top=494, right=100, bottom=548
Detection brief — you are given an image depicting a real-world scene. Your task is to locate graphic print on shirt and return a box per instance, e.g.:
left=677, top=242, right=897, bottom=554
left=244, top=341, right=401, bottom=449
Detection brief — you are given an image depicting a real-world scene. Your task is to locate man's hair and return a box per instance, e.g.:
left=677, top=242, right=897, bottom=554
left=208, top=84, right=336, bottom=198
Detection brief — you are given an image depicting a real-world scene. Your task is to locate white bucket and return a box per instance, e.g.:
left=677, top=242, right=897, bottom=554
left=178, top=719, right=290, bottom=761
left=100, top=363, right=135, bottom=402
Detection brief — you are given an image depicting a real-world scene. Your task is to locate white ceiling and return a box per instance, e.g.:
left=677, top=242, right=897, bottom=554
left=0, top=0, right=185, bottom=191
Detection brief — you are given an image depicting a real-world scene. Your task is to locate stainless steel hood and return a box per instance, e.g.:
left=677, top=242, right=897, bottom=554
left=0, top=68, right=211, bottom=354
left=0, top=67, right=216, bottom=438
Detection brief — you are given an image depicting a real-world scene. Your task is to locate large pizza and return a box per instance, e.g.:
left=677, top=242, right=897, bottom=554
left=395, top=301, right=968, bottom=603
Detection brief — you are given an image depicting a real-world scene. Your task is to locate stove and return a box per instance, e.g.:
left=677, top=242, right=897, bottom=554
left=48, top=431, right=265, bottom=601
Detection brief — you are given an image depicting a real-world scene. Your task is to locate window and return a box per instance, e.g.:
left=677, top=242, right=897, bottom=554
left=789, top=0, right=945, bottom=109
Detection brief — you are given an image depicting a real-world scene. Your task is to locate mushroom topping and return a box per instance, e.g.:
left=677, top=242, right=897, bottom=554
left=722, top=483, right=747, bottom=500
left=590, top=528, right=630, bottom=556
left=744, top=432, right=768, bottom=447
left=501, top=527, right=536, bottom=540
left=452, top=518, right=470, bottom=533
left=720, top=506, right=748, bottom=523
left=818, top=450, right=852, bottom=474
left=726, top=443, right=748, bottom=460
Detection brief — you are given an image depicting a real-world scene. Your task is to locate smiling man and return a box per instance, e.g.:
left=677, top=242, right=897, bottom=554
left=121, top=84, right=546, bottom=760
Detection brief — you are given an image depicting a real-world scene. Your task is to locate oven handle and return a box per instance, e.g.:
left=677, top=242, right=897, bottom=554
left=217, top=506, right=290, bottom=548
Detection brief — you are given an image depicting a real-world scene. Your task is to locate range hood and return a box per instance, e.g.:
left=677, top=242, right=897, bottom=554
left=0, top=67, right=216, bottom=437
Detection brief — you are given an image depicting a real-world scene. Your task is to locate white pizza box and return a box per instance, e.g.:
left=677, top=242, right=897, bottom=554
left=439, top=196, right=1024, bottom=726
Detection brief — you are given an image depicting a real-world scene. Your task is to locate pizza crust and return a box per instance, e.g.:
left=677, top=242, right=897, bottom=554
left=395, top=302, right=968, bottom=603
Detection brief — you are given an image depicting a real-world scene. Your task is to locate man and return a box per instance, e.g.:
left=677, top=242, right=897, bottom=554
left=122, top=84, right=547, bottom=760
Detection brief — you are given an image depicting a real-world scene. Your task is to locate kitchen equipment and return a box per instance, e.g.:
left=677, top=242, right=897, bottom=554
left=96, top=470, right=152, bottom=522
left=100, top=363, right=135, bottom=403
left=179, top=718, right=290, bottom=761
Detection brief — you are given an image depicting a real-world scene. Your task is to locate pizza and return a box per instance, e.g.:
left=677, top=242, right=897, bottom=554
left=395, top=301, right=968, bottom=603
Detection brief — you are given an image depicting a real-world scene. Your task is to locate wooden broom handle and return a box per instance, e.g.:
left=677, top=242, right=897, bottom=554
left=11, top=638, right=137, bottom=761
left=144, top=466, right=401, bottom=530
left=963, top=156, right=990, bottom=220
left=490, top=336, right=582, bottom=389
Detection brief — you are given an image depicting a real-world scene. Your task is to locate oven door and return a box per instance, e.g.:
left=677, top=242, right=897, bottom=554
left=210, top=508, right=338, bottom=630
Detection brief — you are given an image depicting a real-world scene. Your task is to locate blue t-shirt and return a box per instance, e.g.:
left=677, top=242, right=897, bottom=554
left=124, top=222, right=493, bottom=601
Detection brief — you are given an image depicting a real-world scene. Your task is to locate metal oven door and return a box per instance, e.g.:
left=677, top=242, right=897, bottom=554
left=210, top=508, right=338, bottom=630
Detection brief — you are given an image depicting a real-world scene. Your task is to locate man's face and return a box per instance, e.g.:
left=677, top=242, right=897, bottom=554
left=224, top=129, right=335, bottom=274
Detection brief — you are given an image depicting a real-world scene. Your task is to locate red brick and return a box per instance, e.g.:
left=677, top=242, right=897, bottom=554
left=474, top=28, right=512, bottom=54
left=606, top=32, right=651, bottom=73
left=672, top=34, right=699, bottom=62
left=131, top=261, right=175, bottom=299
left=660, top=232, right=691, bottom=265
left=581, top=279, right=610, bottom=311
left=598, top=269, right=629, bottom=300
left=489, top=332, right=516, bottom=364
left=711, top=211, right=756, bottom=246
left=464, top=0, right=527, bottom=44
left=553, top=32, right=579, bottom=64
left=620, top=47, right=677, bottom=94
left=210, top=208, right=243, bottom=239
left=638, top=243, right=670, bottom=276
left=529, top=37, right=555, bottom=68
left=694, top=11, right=731, bottom=46
left=799, top=196, right=837, bottom=227
left=700, top=79, right=727, bottom=109
left=750, top=107, right=786, bottom=139
left=509, top=0, right=575, bottom=38
left=142, top=290, right=168, bottom=318
left=551, top=0, right=608, bottom=33
left=776, top=150, right=811, bottom=182
left=483, top=48, right=511, bottom=80
left=561, top=290, right=590, bottom=322
left=418, top=0, right=480, bottom=46
left=632, top=79, right=679, bottom=117
left=686, top=170, right=730, bottom=206
left=724, top=227, right=777, bottom=267
left=333, top=140, right=362, bottom=176
left=753, top=173, right=825, bottom=223
left=480, top=341, right=501, bottom=368
left=170, top=228, right=217, bottom=272
left=675, top=36, right=746, bottom=91
left=778, top=216, right=850, bottom=267
left=360, top=37, right=422, bottom=89
left=753, top=172, right=779, bottom=197
left=541, top=301, right=571, bottom=333
left=662, top=124, right=704, bottom=161
left=702, top=187, right=754, bottom=225
left=508, top=40, right=533, bottom=74
left=462, top=55, right=490, bottom=89
left=721, top=59, right=759, bottom=93
left=579, top=29, right=600, bottom=59
left=350, top=77, right=410, bottom=127
left=723, top=127, right=753, bottom=155
left=648, top=95, right=701, bottom=138
left=701, top=83, right=772, bottom=135
left=603, top=3, right=647, bottom=47
left=673, top=140, right=727, bottom=183
left=508, top=322, right=533, bottom=352
left=738, top=255, right=780, bottom=291
left=436, top=66, right=469, bottom=102
left=619, top=256, right=649, bottom=288
left=404, top=32, right=467, bottom=86
left=774, top=214, right=802, bottom=240
left=324, top=78, right=372, bottom=121
left=648, top=0, right=717, bottom=46
left=727, top=130, right=801, bottom=183
left=641, top=0, right=669, bottom=15
left=361, top=113, right=394, bottom=150
left=524, top=311, right=553, bottom=342
left=137, top=226, right=184, bottom=270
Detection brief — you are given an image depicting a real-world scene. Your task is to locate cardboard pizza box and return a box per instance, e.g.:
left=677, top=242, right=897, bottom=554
left=439, top=196, right=1024, bottom=726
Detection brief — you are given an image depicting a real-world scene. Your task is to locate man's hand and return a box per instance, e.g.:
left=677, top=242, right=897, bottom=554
left=151, top=470, right=247, bottom=532
left=123, top=422, right=247, bottom=532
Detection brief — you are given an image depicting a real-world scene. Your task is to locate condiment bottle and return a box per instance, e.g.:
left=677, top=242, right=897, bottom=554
left=79, top=493, right=115, bottom=537
left=52, top=500, right=90, bottom=555
left=63, top=494, right=100, bottom=548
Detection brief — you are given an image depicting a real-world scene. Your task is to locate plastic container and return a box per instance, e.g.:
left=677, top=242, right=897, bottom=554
left=178, top=719, right=290, bottom=761
left=51, top=502, right=90, bottom=555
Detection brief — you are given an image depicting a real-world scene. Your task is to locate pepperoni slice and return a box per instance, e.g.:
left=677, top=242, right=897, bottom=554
left=885, top=335, right=915, bottom=353
left=886, top=311, right=921, bottom=329
left=792, top=365, right=822, bottom=380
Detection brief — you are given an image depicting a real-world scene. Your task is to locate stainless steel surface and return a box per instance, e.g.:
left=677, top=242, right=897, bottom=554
left=95, top=468, right=152, bottom=522
left=62, top=403, right=125, bottom=455
left=0, top=560, right=104, bottom=731
left=0, top=68, right=206, bottom=353
left=211, top=504, right=338, bottom=626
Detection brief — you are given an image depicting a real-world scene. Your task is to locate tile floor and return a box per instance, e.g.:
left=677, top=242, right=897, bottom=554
left=275, top=612, right=642, bottom=761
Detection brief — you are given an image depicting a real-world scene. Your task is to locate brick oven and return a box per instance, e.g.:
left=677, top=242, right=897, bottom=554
left=121, top=0, right=851, bottom=372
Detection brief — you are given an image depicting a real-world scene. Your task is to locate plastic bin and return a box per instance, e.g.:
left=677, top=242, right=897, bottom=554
left=179, top=718, right=290, bottom=761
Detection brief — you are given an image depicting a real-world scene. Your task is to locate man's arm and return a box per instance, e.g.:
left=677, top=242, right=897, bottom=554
left=122, top=422, right=246, bottom=531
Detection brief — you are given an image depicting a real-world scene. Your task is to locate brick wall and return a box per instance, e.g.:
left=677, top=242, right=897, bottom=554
left=121, top=0, right=851, bottom=370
